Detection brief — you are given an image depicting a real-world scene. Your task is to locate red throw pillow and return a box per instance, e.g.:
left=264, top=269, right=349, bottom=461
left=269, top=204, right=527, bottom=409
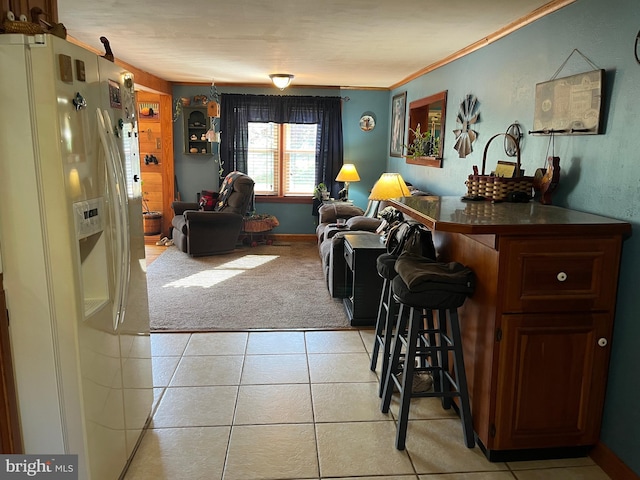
left=199, top=190, right=218, bottom=211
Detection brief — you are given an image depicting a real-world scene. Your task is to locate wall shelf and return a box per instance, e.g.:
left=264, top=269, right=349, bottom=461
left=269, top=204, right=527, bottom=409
left=405, top=156, right=442, bottom=168
left=183, top=107, right=211, bottom=155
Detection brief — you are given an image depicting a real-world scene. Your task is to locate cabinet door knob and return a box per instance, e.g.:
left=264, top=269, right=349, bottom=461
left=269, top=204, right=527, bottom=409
left=557, top=272, right=568, bottom=282
left=598, top=338, right=608, bottom=347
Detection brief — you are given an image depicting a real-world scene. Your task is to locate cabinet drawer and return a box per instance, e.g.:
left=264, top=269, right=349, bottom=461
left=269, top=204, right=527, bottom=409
left=501, top=237, right=621, bottom=313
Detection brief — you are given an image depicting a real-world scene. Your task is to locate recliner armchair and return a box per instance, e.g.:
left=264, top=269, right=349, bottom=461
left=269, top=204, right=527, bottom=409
left=171, top=171, right=255, bottom=256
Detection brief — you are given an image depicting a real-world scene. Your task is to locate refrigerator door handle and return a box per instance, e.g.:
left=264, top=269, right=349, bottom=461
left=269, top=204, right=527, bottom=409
left=96, top=108, right=131, bottom=330
left=104, top=109, right=132, bottom=327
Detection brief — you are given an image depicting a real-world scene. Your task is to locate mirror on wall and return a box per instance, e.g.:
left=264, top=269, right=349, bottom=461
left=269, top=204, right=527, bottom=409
left=406, top=91, right=447, bottom=168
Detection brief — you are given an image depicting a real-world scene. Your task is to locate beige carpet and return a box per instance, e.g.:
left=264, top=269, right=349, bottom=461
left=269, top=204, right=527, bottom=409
left=146, top=242, right=352, bottom=331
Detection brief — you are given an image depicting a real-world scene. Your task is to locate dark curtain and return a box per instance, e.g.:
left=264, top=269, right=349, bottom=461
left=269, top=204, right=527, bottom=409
left=219, top=94, right=344, bottom=197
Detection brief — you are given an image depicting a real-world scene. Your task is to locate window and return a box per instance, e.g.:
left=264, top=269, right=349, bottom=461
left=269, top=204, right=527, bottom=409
left=219, top=94, right=343, bottom=192
left=247, top=122, right=317, bottom=196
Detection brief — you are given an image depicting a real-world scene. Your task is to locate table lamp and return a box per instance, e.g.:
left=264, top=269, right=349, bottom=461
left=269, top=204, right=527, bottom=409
left=367, top=172, right=411, bottom=216
left=335, top=163, right=360, bottom=201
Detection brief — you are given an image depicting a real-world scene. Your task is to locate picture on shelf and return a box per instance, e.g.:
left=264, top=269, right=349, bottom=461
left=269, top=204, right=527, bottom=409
left=139, top=102, right=159, bottom=119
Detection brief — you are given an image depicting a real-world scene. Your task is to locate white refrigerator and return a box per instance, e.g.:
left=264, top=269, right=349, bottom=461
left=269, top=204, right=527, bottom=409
left=0, top=34, right=153, bottom=480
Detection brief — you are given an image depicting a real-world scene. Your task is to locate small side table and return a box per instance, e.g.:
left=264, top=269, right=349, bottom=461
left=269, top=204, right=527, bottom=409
left=343, top=234, right=386, bottom=326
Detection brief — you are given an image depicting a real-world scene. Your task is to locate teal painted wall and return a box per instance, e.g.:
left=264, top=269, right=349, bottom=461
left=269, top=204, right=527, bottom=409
left=388, top=0, right=640, bottom=473
left=172, top=85, right=389, bottom=234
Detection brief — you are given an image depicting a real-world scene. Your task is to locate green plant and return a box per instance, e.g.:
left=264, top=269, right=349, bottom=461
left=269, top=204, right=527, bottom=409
left=142, top=191, right=156, bottom=215
left=141, top=182, right=160, bottom=215
left=405, top=123, right=439, bottom=158
left=313, top=183, right=328, bottom=200
left=172, top=99, right=183, bottom=123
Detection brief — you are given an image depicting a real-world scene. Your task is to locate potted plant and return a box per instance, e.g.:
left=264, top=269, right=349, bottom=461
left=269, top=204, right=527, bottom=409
left=405, top=123, right=439, bottom=159
left=142, top=188, right=162, bottom=235
left=314, top=182, right=330, bottom=201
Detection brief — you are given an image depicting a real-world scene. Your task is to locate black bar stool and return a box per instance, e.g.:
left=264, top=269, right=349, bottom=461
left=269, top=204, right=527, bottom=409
left=370, top=253, right=399, bottom=396
left=380, top=254, right=475, bottom=450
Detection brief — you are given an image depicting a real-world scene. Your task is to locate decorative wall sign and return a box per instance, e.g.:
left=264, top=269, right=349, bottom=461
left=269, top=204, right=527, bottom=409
left=532, top=69, right=604, bottom=135
left=390, top=92, right=406, bottom=157
left=453, top=94, right=479, bottom=158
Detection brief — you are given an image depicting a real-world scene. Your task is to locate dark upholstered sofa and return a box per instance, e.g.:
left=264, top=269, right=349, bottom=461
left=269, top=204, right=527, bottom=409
left=315, top=203, right=382, bottom=246
left=171, top=171, right=254, bottom=256
left=316, top=203, right=384, bottom=298
left=315, top=189, right=431, bottom=297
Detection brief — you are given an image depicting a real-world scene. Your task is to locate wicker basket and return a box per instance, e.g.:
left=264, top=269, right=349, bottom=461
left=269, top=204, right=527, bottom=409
left=143, top=212, right=162, bottom=235
left=2, top=20, right=44, bottom=34
left=465, top=132, right=533, bottom=201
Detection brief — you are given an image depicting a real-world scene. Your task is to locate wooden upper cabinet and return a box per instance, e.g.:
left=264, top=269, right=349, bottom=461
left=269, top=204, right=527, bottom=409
left=3, top=0, right=57, bottom=23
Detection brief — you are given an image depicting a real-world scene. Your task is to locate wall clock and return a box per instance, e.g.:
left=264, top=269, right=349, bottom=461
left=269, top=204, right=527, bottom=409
left=359, top=112, right=376, bottom=132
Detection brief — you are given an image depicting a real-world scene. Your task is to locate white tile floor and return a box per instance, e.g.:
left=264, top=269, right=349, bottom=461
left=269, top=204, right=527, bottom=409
left=123, top=329, right=611, bottom=480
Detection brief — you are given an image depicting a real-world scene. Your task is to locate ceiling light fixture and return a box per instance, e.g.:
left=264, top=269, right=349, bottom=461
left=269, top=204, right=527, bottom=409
left=269, top=73, right=294, bottom=90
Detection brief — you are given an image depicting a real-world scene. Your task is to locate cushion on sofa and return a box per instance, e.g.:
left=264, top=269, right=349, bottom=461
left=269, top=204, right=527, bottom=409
left=346, top=216, right=381, bottom=231
left=199, top=190, right=218, bottom=211
left=171, top=214, right=188, bottom=234
left=318, top=203, right=364, bottom=224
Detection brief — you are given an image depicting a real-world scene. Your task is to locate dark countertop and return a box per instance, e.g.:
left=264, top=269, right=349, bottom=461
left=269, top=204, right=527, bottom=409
left=389, top=196, right=632, bottom=237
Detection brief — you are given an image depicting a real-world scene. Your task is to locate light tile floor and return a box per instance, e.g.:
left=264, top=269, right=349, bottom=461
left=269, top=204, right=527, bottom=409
left=123, top=329, right=611, bottom=480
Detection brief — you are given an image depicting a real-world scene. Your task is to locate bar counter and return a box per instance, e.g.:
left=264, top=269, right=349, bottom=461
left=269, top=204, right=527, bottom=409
left=390, top=196, right=631, bottom=461
left=390, top=195, right=631, bottom=236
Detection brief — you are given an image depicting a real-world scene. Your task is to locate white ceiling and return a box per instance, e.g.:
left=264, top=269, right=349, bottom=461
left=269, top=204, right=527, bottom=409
left=57, top=0, right=562, bottom=88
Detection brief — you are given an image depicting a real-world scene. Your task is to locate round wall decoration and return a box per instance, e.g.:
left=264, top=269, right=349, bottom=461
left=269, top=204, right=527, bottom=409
left=504, top=122, right=523, bottom=157
left=359, top=112, right=376, bottom=131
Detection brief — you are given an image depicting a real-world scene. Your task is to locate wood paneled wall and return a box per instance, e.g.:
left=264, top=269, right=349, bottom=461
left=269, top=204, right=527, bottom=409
left=137, top=91, right=175, bottom=237
left=2, top=0, right=56, bottom=23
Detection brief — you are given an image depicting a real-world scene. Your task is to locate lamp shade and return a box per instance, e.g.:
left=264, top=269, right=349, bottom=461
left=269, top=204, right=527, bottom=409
left=368, top=173, right=411, bottom=200
left=269, top=73, right=294, bottom=90
left=335, top=163, right=361, bottom=182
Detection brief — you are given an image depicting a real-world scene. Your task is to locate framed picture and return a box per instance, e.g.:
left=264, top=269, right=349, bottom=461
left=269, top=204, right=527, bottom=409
left=532, top=69, right=604, bottom=135
left=139, top=102, right=160, bottom=119
left=390, top=92, right=407, bottom=157
left=108, top=79, right=121, bottom=109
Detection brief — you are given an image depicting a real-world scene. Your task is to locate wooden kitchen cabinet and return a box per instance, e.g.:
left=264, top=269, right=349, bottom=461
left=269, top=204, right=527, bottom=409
left=494, top=312, right=611, bottom=451
left=390, top=196, right=630, bottom=461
